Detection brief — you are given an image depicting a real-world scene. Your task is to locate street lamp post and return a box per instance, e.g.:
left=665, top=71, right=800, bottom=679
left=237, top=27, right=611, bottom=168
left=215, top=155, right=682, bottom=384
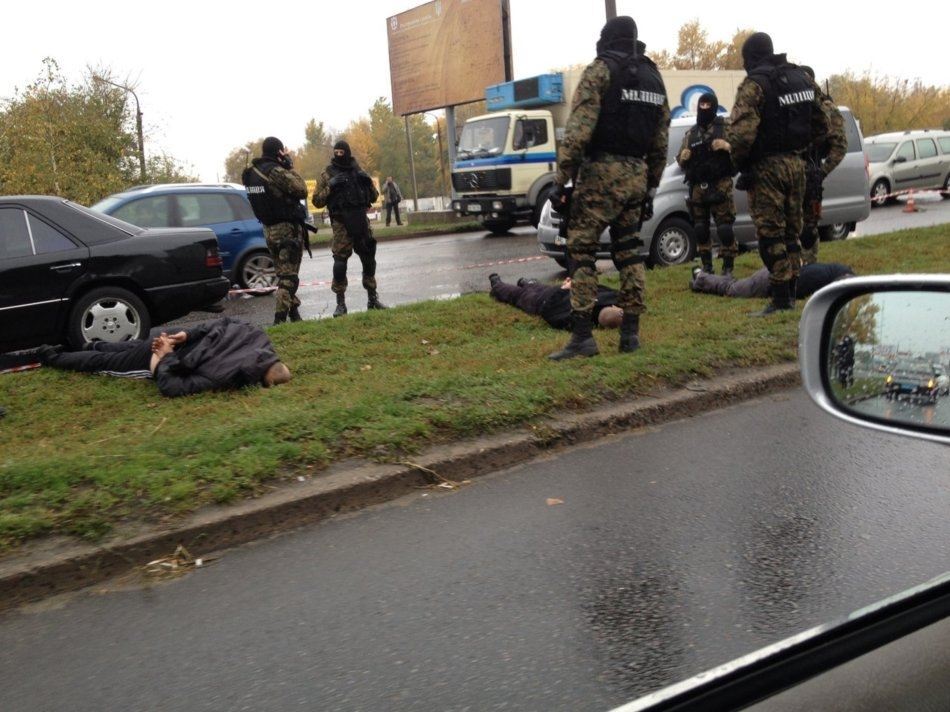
left=424, top=112, right=449, bottom=208
left=605, top=0, right=616, bottom=19
left=94, top=76, right=146, bottom=182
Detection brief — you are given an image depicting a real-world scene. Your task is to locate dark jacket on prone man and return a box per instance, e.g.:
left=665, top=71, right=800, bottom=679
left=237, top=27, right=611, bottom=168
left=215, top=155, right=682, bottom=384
left=40, top=317, right=286, bottom=398
left=490, top=278, right=619, bottom=330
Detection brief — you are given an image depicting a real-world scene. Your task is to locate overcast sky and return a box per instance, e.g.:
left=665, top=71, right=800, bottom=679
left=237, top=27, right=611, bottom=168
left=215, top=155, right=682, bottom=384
left=2, top=1, right=945, bottom=183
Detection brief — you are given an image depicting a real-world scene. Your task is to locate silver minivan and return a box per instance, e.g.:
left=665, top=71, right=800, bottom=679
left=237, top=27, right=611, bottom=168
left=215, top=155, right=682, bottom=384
left=537, top=109, right=871, bottom=267
left=865, top=129, right=950, bottom=207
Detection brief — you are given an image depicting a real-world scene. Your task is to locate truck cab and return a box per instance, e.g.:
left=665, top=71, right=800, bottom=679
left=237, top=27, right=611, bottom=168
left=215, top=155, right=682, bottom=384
left=451, top=74, right=569, bottom=235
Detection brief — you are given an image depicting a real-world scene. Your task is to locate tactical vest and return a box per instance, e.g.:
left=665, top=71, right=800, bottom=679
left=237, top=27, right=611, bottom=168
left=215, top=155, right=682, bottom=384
left=589, top=52, right=667, bottom=158
left=241, top=159, right=298, bottom=226
left=747, top=61, right=815, bottom=157
left=684, top=118, right=734, bottom=185
left=327, top=164, right=371, bottom=215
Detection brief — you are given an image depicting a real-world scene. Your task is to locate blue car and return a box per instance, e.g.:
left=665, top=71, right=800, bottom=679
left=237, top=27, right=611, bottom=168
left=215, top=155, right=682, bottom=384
left=92, top=184, right=277, bottom=289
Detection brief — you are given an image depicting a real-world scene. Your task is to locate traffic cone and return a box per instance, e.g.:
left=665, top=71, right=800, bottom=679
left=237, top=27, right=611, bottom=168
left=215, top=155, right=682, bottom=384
left=903, top=190, right=918, bottom=213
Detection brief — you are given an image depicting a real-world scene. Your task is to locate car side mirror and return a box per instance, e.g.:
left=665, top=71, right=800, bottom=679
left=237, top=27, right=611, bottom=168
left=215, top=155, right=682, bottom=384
left=799, top=275, right=950, bottom=445
left=894, top=156, right=907, bottom=164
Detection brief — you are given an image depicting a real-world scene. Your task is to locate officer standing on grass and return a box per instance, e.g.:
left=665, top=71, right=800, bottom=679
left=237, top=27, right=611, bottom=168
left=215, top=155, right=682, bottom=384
left=312, top=140, right=387, bottom=318
left=547, top=16, right=669, bottom=360
left=676, top=91, right=738, bottom=275
left=242, top=137, right=309, bottom=324
left=726, top=33, right=830, bottom=315
left=799, top=66, right=848, bottom=266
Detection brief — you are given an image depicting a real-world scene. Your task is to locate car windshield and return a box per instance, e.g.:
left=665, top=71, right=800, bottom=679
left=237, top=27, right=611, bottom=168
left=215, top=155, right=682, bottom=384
left=867, top=142, right=897, bottom=162
left=457, top=117, right=509, bottom=159
left=65, top=200, right=142, bottom=235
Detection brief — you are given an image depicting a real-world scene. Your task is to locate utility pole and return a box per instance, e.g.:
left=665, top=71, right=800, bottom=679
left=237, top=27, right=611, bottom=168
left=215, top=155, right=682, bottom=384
left=93, top=76, right=146, bottom=182
left=605, top=0, right=617, bottom=19
left=404, top=116, right=419, bottom=211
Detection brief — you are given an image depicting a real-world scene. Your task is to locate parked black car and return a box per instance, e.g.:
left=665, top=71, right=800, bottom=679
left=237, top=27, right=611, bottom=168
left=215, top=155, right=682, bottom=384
left=0, top=196, right=230, bottom=352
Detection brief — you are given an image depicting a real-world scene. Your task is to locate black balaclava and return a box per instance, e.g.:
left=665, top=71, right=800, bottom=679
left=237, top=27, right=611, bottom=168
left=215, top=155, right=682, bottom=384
left=596, top=16, right=637, bottom=55
left=741, top=32, right=774, bottom=71
left=262, top=136, right=284, bottom=159
left=697, top=92, right=718, bottom=127
left=332, top=140, right=352, bottom=167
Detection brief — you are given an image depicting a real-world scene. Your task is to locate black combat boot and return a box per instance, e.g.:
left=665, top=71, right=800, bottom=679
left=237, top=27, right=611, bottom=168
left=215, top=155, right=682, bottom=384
left=273, top=311, right=288, bottom=325
left=721, top=256, right=734, bottom=275
left=367, top=289, right=388, bottom=310
left=289, top=305, right=303, bottom=322
left=333, top=292, right=347, bottom=318
left=619, top=313, right=641, bottom=353
left=548, top=312, right=599, bottom=361
left=700, top=253, right=714, bottom=274
left=751, top=281, right=792, bottom=317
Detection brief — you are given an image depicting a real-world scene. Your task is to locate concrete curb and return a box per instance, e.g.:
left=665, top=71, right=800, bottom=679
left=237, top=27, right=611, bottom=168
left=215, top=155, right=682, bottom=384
left=0, top=362, right=800, bottom=611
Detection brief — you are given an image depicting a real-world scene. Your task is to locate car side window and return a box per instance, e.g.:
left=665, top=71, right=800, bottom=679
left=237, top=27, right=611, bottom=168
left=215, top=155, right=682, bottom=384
left=177, top=194, right=236, bottom=227
left=896, top=142, right=916, bottom=161
left=225, top=194, right=256, bottom=221
left=0, top=208, right=34, bottom=259
left=938, top=138, right=950, bottom=154
left=513, top=119, right=549, bottom=150
left=112, top=196, right=173, bottom=228
left=916, top=138, right=937, bottom=159
left=28, top=215, right=78, bottom=254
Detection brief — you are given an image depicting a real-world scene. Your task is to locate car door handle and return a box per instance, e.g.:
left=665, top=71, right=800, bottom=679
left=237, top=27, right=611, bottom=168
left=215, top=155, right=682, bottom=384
left=49, top=262, right=82, bottom=272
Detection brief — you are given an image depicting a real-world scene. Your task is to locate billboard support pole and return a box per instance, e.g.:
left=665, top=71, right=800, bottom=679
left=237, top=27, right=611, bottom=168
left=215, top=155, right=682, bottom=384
left=445, top=106, right=457, bottom=199
left=405, top=116, right=420, bottom=211
left=605, top=0, right=617, bottom=19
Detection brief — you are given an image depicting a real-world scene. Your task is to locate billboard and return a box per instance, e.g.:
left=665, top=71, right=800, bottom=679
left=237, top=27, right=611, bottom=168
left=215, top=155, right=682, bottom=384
left=387, top=0, right=511, bottom=116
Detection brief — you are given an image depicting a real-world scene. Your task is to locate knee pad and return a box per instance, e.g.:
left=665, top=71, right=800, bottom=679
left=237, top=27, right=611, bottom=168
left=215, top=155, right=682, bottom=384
left=717, top=222, right=735, bottom=247
left=278, top=272, right=300, bottom=295
left=694, top=221, right=711, bottom=248
left=332, top=258, right=348, bottom=283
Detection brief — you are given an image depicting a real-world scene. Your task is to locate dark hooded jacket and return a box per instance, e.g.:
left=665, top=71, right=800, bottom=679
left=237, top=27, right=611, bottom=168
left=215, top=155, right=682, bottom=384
left=153, top=317, right=281, bottom=397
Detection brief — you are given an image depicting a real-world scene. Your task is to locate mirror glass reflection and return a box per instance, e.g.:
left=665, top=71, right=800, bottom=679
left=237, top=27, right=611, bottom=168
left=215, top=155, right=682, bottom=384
left=827, top=291, right=950, bottom=431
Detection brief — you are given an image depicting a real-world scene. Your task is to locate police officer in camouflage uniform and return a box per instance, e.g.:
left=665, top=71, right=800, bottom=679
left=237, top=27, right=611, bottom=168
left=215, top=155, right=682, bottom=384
left=548, top=16, right=670, bottom=360
left=312, top=140, right=385, bottom=318
left=242, top=137, right=309, bottom=324
left=676, top=92, right=738, bottom=275
left=799, top=66, right=848, bottom=266
left=727, top=33, right=830, bottom=315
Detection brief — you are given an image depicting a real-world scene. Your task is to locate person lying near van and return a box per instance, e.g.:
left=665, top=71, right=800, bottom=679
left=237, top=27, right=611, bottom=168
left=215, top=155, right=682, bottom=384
left=35, top=317, right=291, bottom=397
left=489, top=274, right=623, bottom=330
left=689, top=262, right=855, bottom=300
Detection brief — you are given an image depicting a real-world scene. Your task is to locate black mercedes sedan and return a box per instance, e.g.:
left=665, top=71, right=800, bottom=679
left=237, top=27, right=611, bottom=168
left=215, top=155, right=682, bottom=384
left=0, top=196, right=230, bottom=352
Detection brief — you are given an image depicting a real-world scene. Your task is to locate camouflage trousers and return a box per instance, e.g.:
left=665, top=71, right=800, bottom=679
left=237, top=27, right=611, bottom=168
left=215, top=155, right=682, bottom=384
left=688, top=178, right=738, bottom=259
left=330, top=217, right=378, bottom=294
left=800, top=180, right=823, bottom=266
left=567, top=157, right=647, bottom=315
left=748, top=154, right=805, bottom=284
left=264, top=223, right=303, bottom=313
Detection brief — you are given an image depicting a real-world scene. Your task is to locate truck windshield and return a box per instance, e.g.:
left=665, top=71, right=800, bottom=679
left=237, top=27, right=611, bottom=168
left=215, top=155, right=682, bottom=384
left=458, top=117, right=509, bottom=159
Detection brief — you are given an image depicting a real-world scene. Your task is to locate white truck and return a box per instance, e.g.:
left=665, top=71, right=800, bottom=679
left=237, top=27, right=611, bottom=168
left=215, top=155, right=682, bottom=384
left=451, top=68, right=747, bottom=235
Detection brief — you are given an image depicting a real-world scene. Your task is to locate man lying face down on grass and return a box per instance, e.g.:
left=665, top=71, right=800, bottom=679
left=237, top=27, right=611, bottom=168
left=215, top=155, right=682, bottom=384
left=488, top=274, right=624, bottom=330
left=36, top=317, right=291, bottom=397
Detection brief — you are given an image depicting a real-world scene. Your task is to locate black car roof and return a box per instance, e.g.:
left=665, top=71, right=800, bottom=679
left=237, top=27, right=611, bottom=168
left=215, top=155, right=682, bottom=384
left=0, top=196, right=140, bottom=245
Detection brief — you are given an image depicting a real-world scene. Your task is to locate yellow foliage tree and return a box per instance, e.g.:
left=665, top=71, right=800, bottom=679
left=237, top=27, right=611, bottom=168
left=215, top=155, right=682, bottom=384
left=827, top=72, right=950, bottom=136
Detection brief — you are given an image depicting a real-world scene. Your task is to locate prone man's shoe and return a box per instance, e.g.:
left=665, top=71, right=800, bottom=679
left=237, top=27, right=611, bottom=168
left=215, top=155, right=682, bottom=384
left=489, top=273, right=502, bottom=288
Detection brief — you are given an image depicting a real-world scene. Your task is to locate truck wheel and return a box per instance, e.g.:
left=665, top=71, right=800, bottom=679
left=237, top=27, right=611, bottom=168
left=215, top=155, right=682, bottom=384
left=67, top=286, right=151, bottom=348
left=648, top=217, right=696, bottom=267
left=532, top=186, right=554, bottom=227
left=484, top=219, right=515, bottom=236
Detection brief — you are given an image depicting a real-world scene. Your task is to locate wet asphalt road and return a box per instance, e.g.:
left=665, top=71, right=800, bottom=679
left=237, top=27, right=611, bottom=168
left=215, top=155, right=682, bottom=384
left=2, top=389, right=948, bottom=712
left=170, top=199, right=950, bottom=331
left=850, top=393, right=950, bottom=427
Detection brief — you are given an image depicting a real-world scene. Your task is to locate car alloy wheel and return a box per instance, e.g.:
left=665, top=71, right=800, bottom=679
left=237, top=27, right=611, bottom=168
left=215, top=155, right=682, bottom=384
left=240, top=252, right=277, bottom=290
left=68, top=286, right=151, bottom=347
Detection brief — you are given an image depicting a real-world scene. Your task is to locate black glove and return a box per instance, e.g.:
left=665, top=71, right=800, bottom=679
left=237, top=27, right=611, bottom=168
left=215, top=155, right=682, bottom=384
left=735, top=173, right=753, bottom=191
left=328, top=174, right=346, bottom=189
left=548, top=184, right=573, bottom=215
left=278, top=154, right=294, bottom=170
left=640, top=195, right=654, bottom=222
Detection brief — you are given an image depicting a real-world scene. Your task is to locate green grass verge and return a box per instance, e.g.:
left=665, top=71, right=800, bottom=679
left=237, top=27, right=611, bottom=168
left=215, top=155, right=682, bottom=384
left=1, top=225, right=948, bottom=551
